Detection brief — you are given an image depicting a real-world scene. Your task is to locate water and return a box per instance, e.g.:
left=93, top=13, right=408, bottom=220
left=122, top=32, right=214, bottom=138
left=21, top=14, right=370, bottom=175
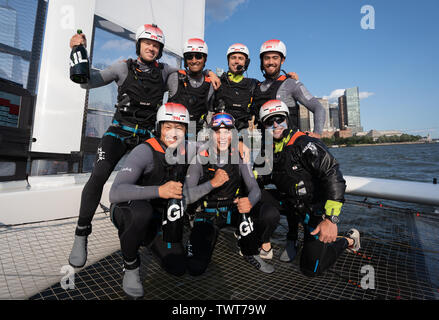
left=329, top=142, right=439, bottom=293
left=329, top=142, right=439, bottom=184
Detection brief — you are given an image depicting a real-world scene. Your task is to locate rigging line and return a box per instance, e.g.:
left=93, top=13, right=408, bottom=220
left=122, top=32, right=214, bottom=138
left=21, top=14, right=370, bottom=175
left=149, top=0, right=156, bottom=24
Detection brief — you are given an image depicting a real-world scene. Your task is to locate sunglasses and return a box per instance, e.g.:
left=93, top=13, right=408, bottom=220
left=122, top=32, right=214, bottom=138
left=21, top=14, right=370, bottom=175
left=184, top=53, right=204, bottom=60
left=264, top=115, right=287, bottom=127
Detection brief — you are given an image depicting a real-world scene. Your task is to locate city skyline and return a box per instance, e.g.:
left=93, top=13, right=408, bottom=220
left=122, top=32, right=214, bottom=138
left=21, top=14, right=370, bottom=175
left=204, top=0, right=439, bottom=138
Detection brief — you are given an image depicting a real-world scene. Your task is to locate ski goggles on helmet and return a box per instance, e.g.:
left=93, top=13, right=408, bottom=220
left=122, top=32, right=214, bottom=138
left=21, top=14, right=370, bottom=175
left=210, top=113, right=235, bottom=130
left=263, top=114, right=287, bottom=127
left=184, top=52, right=204, bottom=60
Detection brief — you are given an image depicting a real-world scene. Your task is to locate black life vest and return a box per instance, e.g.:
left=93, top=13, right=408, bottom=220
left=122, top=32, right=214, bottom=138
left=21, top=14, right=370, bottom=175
left=214, top=73, right=257, bottom=130
left=138, top=137, right=189, bottom=209
left=167, top=70, right=211, bottom=127
left=252, top=75, right=299, bottom=128
left=198, top=149, right=241, bottom=205
left=271, top=130, right=315, bottom=204
left=115, top=59, right=165, bottom=129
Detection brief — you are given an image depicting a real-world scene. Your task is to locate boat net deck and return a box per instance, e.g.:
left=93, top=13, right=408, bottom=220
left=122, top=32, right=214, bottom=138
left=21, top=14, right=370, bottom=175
left=1, top=196, right=438, bottom=300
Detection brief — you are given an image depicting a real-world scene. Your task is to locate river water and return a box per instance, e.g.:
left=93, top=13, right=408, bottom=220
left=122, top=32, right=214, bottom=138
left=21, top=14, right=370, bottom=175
left=329, top=142, right=439, bottom=184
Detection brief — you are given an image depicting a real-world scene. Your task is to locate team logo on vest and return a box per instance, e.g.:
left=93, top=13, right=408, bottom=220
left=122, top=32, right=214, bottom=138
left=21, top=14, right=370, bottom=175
left=166, top=202, right=183, bottom=222
left=239, top=217, right=254, bottom=237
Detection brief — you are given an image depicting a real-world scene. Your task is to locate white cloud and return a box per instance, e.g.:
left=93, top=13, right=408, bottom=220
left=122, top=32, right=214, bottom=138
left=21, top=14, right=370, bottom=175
left=359, top=91, right=375, bottom=99
left=322, top=89, right=345, bottom=102
left=323, top=89, right=375, bottom=102
left=100, top=39, right=134, bottom=51
left=205, top=0, right=248, bottom=22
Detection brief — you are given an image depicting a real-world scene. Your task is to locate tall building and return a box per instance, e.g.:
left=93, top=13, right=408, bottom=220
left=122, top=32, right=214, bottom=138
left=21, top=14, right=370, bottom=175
left=329, top=105, right=340, bottom=130
left=298, top=103, right=310, bottom=132
left=338, top=94, right=347, bottom=130
left=345, top=86, right=363, bottom=133
left=317, top=98, right=331, bottom=131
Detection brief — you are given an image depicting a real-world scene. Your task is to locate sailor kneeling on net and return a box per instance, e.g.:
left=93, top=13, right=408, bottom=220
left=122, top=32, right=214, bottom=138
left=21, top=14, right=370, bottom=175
left=254, top=99, right=361, bottom=277
left=183, top=112, right=280, bottom=276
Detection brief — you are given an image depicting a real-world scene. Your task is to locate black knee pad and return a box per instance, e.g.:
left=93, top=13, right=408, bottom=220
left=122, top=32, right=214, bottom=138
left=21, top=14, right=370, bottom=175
left=187, top=256, right=210, bottom=276
left=151, top=238, right=186, bottom=276
left=189, top=222, right=218, bottom=259
left=300, top=240, right=328, bottom=277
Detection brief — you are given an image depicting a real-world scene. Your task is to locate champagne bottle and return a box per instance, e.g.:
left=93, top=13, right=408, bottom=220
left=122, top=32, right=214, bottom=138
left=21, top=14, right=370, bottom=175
left=162, top=167, right=185, bottom=243
left=69, top=29, right=90, bottom=84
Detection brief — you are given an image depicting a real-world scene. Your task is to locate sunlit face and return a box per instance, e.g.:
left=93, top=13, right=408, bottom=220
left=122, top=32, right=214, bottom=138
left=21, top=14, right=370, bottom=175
left=184, top=53, right=206, bottom=74
left=228, top=53, right=246, bottom=74
left=264, top=116, right=288, bottom=140
left=262, top=52, right=285, bottom=76
left=213, top=128, right=232, bottom=152
left=160, top=122, right=186, bottom=148
left=139, top=39, right=161, bottom=61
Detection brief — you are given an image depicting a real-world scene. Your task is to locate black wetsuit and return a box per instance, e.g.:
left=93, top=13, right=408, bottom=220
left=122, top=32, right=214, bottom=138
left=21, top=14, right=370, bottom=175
left=183, top=147, right=280, bottom=276
left=109, top=138, right=197, bottom=276
left=167, top=70, right=215, bottom=133
left=213, top=72, right=258, bottom=131
left=259, top=129, right=348, bottom=276
left=76, top=59, right=178, bottom=229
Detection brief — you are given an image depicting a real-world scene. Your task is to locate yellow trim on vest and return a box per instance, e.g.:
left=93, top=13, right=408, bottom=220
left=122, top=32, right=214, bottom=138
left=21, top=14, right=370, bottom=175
left=227, top=72, right=244, bottom=83
left=324, top=200, right=343, bottom=216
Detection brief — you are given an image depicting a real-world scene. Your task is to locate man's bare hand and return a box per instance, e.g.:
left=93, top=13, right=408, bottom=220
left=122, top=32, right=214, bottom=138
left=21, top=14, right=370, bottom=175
left=158, top=181, right=183, bottom=199
left=287, top=72, right=299, bottom=81
left=234, top=197, right=252, bottom=214
left=307, top=132, right=321, bottom=139
left=310, top=219, right=338, bottom=243
left=210, top=169, right=229, bottom=188
left=208, top=71, right=221, bottom=90
left=70, top=33, right=87, bottom=49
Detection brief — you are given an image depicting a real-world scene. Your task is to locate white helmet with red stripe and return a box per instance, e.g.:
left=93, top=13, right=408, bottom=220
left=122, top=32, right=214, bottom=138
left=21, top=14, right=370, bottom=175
left=156, top=103, right=190, bottom=128
left=136, top=24, right=165, bottom=59
left=226, top=43, right=250, bottom=59
left=183, top=38, right=208, bottom=55
left=260, top=39, right=287, bottom=58
left=259, top=99, right=289, bottom=122
left=136, top=24, right=165, bottom=45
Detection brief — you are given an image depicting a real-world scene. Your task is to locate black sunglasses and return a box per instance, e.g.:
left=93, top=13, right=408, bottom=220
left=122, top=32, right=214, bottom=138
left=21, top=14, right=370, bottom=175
left=184, top=53, right=204, bottom=60
left=264, top=115, right=287, bottom=126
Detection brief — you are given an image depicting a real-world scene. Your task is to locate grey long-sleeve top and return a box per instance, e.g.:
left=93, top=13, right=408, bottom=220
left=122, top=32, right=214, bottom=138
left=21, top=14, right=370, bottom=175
left=259, top=77, right=326, bottom=134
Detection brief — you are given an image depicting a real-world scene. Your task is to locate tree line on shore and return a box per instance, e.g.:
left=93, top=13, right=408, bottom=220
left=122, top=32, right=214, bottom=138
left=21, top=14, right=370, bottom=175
left=321, top=134, right=422, bottom=146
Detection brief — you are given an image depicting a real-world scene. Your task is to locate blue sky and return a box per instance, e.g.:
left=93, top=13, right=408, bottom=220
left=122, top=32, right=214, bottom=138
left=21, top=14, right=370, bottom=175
left=204, top=0, right=439, bottom=138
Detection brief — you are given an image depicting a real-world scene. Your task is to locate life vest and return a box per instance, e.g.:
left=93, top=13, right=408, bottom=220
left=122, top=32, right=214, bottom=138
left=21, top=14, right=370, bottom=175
left=271, top=130, right=315, bottom=204
left=252, top=74, right=299, bottom=128
left=214, top=73, right=257, bottom=130
left=138, top=137, right=189, bottom=209
left=114, top=59, right=165, bottom=129
left=167, top=70, right=211, bottom=127
left=198, top=149, right=241, bottom=205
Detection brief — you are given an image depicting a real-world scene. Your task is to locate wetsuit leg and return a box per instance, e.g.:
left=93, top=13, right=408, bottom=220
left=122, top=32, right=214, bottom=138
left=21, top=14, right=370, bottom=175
left=150, top=234, right=187, bottom=277
left=186, top=219, right=219, bottom=276
left=111, top=200, right=158, bottom=263
left=299, top=214, right=349, bottom=277
left=251, top=200, right=280, bottom=245
left=77, top=129, right=128, bottom=227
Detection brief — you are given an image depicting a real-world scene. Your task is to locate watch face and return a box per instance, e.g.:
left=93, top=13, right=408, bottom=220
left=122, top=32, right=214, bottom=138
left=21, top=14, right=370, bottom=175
left=331, top=216, right=340, bottom=224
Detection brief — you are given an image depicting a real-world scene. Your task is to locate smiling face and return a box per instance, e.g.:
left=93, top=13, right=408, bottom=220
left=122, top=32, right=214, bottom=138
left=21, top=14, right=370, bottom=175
left=185, top=53, right=206, bottom=73
left=213, top=128, right=232, bottom=152
left=262, top=52, right=285, bottom=76
left=138, top=39, right=161, bottom=62
left=264, top=115, right=288, bottom=140
left=228, top=52, right=247, bottom=74
left=160, top=121, right=186, bottom=148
